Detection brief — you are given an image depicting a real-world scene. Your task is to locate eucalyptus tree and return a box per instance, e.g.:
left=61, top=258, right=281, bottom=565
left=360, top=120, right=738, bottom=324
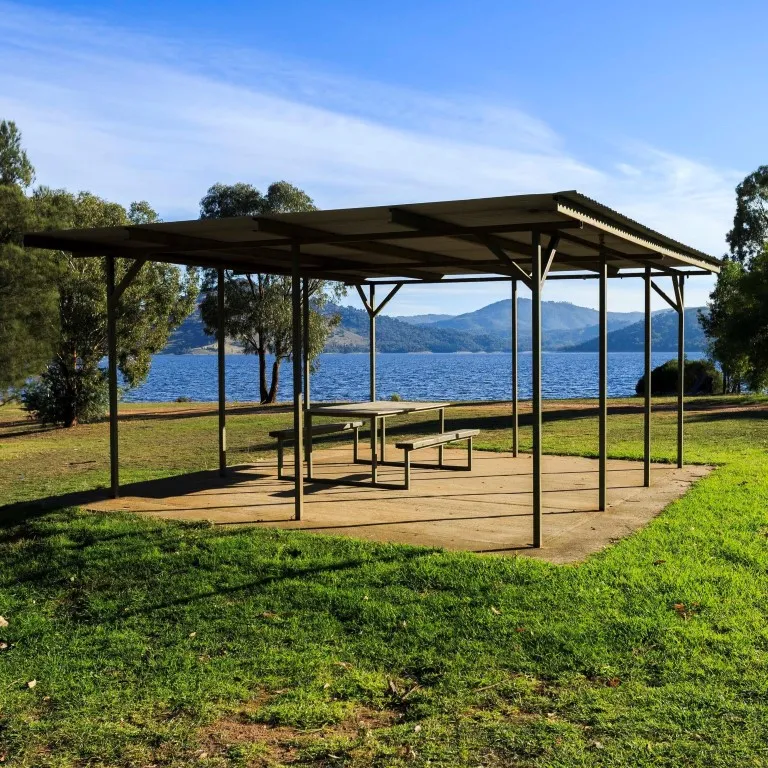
left=198, top=181, right=342, bottom=403
left=22, top=190, right=198, bottom=426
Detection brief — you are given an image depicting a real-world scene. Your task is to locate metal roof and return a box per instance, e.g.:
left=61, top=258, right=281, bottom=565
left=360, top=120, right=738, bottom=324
left=24, top=190, right=720, bottom=282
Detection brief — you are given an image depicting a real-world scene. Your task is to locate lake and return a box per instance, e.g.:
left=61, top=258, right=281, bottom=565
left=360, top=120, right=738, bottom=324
left=122, top=351, right=698, bottom=403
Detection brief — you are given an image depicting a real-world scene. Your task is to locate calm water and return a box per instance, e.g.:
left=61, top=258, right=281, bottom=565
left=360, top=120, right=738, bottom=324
left=122, top=351, right=694, bottom=403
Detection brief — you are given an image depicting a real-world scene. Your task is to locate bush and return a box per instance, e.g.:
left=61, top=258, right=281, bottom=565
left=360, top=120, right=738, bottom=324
left=175, top=396, right=192, bottom=403
left=636, top=358, right=722, bottom=396
left=22, top=364, right=110, bottom=426
left=389, top=393, right=403, bottom=401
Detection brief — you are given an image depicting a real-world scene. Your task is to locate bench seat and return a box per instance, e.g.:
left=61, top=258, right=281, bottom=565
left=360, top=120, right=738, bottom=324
left=270, top=421, right=363, bottom=479
left=395, top=429, right=480, bottom=489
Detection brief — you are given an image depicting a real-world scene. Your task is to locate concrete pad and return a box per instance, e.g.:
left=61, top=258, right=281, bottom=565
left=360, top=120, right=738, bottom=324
left=87, top=449, right=711, bottom=564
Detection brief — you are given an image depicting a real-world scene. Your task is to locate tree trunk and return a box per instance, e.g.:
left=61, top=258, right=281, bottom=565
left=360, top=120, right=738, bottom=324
left=258, top=333, right=269, bottom=403
left=266, top=358, right=280, bottom=404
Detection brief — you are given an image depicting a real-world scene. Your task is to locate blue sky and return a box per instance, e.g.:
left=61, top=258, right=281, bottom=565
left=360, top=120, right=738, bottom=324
left=1, top=1, right=761, bottom=315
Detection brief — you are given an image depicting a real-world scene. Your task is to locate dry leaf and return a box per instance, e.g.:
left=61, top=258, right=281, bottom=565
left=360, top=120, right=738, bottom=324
left=0, top=643, right=8, bottom=651
left=606, top=677, right=621, bottom=688
left=490, top=606, right=501, bottom=615
left=653, top=559, right=666, bottom=566
left=188, top=632, right=197, bottom=638
left=27, top=680, right=37, bottom=689
left=323, top=682, right=331, bottom=689
left=515, top=627, right=526, bottom=633
left=388, top=679, right=399, bottom=695
left=414, top=724, right=422, bottom=733
left=0, top=616, right=8, bottom=628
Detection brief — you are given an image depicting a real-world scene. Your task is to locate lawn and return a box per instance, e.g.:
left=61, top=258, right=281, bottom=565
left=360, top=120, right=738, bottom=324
left=1, top=396, right=768, bottom=766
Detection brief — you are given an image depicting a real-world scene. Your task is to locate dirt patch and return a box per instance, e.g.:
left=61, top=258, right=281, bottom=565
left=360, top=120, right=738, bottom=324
left=200, top=706, right=400, bottom=764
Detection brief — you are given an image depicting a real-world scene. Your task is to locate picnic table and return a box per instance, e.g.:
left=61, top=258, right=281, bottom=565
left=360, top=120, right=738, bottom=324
left=306, top=401, right=451, bottom=484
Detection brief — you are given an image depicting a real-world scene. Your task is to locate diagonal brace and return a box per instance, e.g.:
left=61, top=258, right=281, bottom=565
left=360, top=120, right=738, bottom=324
left=112, top=258, right=146, bottom=303
left=651, top=279, right=679, bottom=312
left=488, top=245, right=532, bottom=289
left=541, top=234, right=560, bottom=285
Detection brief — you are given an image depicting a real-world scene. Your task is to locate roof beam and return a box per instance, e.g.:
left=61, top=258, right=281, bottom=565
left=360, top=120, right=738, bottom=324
left=254, top=217, right=462, bottom=270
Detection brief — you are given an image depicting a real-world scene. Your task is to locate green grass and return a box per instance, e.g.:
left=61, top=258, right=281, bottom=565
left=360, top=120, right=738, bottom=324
left=1, top=396, right=768, bottom=766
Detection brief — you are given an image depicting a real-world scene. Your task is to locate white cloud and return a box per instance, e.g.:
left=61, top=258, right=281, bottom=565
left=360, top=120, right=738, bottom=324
left=0, top=1, right=740, bottom=313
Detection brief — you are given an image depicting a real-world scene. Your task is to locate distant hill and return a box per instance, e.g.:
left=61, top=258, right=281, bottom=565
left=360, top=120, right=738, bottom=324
left=162, top=297, right=692, bottom=355
left=393, top=313, right=453, bottom=325
left=563, top=308, right=707, bottom=352
left=434, top=298, right=644, bottom=336
left=324, top=305, right=505, bottom=353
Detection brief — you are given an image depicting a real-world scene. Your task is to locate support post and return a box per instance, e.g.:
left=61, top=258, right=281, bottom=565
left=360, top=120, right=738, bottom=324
left=644, top=267, right=652, bottom=486
left=369, top=284, right=376, bottom=401
left=302, top=277, right=312, bottom=475
left=291, top=244, right=304, bottom=520
left=302, top=277, right=310, bottom=411
left=106, top=256, right=119, bottom=498
left=369, top=284, right=377, bottom=480
left=677, top=275, right=685, bottom=468
left=511, top=279, right=518, bottom=457
left=531, top=232, right=543, bottom=548
left=217, top=268, right=226, bottom=477
left=598, top=257, right=608, bottom=511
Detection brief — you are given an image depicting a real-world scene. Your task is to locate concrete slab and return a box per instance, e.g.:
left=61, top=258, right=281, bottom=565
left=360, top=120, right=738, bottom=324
left=87, top=449, right=711, bottom=564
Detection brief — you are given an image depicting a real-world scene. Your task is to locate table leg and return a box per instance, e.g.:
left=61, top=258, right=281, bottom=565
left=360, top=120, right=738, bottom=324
left=438, top=407, right=445, bottom=467
left=370, top=416, right=378, bottom=483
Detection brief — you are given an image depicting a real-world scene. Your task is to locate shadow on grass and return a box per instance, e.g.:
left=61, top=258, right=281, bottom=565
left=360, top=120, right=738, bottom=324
left=0, top=465, right=267, bottom=529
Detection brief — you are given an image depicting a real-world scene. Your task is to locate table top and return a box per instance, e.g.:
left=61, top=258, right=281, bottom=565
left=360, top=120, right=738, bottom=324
left=308, top=400, right=450, bottom=417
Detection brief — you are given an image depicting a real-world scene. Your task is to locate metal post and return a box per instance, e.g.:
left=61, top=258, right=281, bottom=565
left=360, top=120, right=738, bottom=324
left=302, top=278, right=310, bottom=411
left=511, top=279, right=518, bottom=457
left=531, top=232, right=543, bottom=548
left=598, top=257, right=607, bottom=511
left=677, top=275, right=685, bottom=468
left=644, top=268, right=651, bottom=486
left=369, top=284, right=376, bottom=401
left=106, top=256, right=119, bottom=498
left=291, top=244, right=304, bottom=520
left=369, top=284, right=377, bottom=478
left=302, top=277, right=312, bottom=475
left=438, top=407, right=445, bottom=466
left=217, top=268, right=226, bottom=477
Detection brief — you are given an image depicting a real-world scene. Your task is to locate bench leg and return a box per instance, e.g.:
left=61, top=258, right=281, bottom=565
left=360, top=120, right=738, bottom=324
left=277, top=438, right=284, bottom=480
left=467, top=436, right=473, bottom=471
left=353, top=426, right=359, bottom=463
left=438, top=407, right=445, bottom=467
left=404, top=448, right=411, bottom=490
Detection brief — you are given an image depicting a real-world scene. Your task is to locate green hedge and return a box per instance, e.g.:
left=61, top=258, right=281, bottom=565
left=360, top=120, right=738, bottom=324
left=636, top=358, right=722, bottom=396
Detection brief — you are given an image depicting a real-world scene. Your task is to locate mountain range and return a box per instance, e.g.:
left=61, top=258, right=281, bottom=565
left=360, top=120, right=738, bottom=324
left=164, top=298, right=707, bottom=355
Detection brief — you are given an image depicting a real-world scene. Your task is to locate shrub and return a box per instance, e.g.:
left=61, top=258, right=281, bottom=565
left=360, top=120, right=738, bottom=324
left=175, top=396, right=192, bottom=403
left=389, top=393, right=403, bottom=401
left=22, top=364, right=110, bottom=426
left=636, top=358, right=722, bottom=396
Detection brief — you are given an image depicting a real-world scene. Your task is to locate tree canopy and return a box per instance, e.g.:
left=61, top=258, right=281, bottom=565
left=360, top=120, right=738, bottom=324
left=22, top=188, right=199, bottom=425
left=703, top=165, right=768, bottom=392
left=0, top=117, right=199, bottom=423
left=198, top=181, right=342, bottom=403
left=0, top=120, right=34, bottom=188
left=0, top=126, right=57, bottom=401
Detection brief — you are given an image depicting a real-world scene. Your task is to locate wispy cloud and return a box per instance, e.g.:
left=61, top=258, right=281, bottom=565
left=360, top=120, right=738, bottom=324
left=0, top=1, right=740, bottom=312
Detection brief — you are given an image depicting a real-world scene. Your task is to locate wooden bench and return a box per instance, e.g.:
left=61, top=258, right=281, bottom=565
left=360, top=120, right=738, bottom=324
left=395, top=429, right=480, bottom=489
left=269, top=421, right=363, bottom=479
